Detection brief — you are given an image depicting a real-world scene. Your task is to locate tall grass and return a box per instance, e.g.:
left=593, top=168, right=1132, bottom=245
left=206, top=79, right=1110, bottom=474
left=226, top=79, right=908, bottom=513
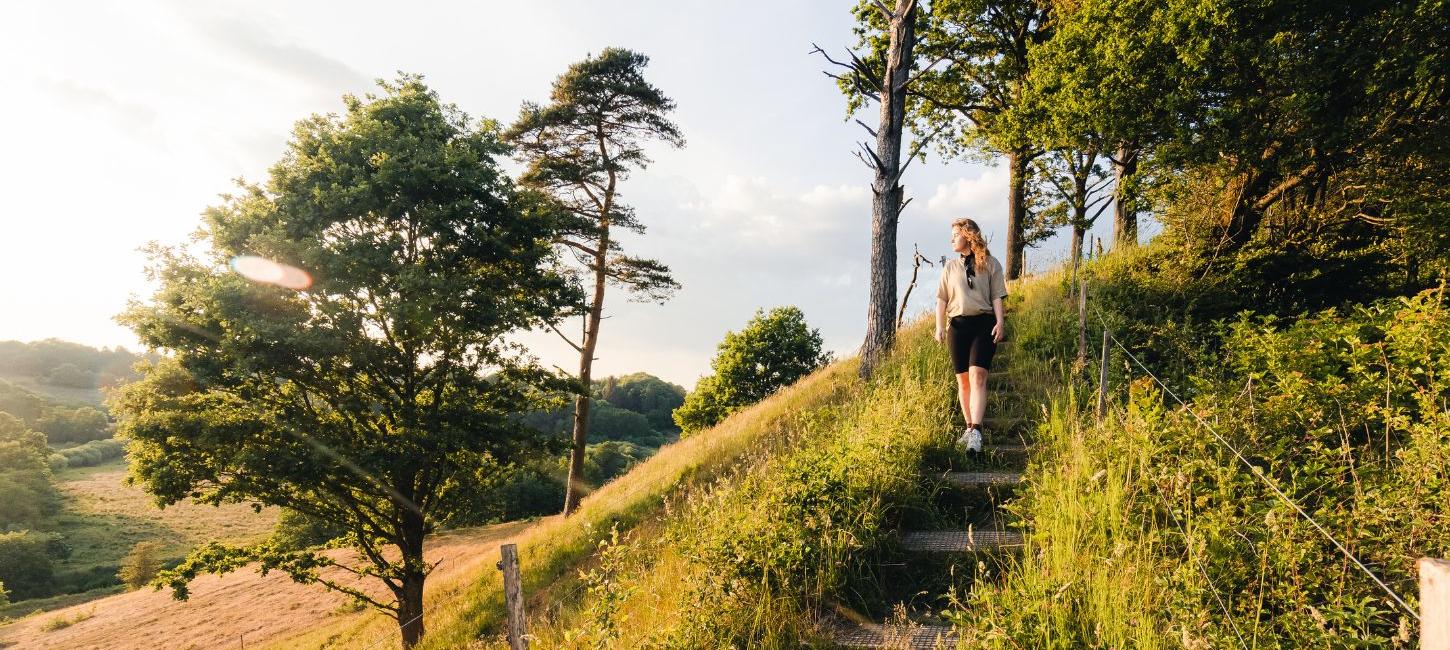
left=283, top=353, right=866, bottom=649
left=518, top=319, right=956, bottom=648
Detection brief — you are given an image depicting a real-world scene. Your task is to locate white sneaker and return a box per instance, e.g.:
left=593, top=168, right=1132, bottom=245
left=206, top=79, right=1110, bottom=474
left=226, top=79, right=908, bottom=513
left=957, top=427, right=983, bottom=454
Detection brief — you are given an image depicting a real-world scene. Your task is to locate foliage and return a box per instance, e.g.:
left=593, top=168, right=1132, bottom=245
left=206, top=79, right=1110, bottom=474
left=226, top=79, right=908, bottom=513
left=580, top=440, right=651, bottom=486
left=970, top=262, right=1448, bottom=645
left=0, top=413, right=59, bottom=529
left=518, top=373, right=681, bottom=449
left=110, top=74, right=577, bottom=647
left=0, top=531, right=56, bottom=601
left=0, top=381, right=110, bottom=445
left=270, top=509, right=347, bottom=552
left=506, top=46, right=684, bottom=515
left=595, top=372, right=686, bottom=433
left=674, top=307, right=831, bottom=433
left=0, top=579, right=7, bottom=608
left=117, top=541, right=164, bottom=591
left=38, top=608, right=93, bottom=632
left=52, top=438, right=124, bottom=470
left=0, top=339, right=149, bottom=389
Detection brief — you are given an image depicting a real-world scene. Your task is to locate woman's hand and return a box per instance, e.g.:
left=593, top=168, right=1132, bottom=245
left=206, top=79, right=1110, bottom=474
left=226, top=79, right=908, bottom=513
left=992, top=320, right=1004, bottom=344
left=934, top=327, right=945, bottom=344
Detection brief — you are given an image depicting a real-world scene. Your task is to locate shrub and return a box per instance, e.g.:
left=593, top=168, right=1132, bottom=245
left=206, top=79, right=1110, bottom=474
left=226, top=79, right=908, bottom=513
left=271, top=509, right=347, bottom=551
left=674, top=306, right=831, bottom=433
left=55, top=438, right=125, bottom=468
left=0, top=531, right=56, bottom=601
left=117, top=541, right=165, bottom=590
left=0, top=414, right=59, bottom=528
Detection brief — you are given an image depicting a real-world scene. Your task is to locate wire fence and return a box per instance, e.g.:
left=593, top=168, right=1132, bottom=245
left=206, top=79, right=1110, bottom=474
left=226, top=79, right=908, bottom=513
left=1088, top=305, right=1420, bottom=622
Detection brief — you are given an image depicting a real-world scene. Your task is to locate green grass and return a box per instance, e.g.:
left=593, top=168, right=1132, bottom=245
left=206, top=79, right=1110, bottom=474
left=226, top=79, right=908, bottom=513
left=3, top=459, right=277, bottom=614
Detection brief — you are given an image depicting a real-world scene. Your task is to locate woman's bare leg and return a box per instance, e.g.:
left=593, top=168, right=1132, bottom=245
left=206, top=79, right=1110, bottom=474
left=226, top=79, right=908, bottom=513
left=969, top=366, right=989, bottom=427
left=955, top=371, right=973, bottom=426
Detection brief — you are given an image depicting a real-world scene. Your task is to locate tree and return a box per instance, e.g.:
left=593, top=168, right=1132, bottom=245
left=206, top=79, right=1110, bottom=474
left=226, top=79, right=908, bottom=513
left=110, top=75, right=577, bottom=648
left=506, top=48, right=684, bottom=516
left=912, top=0, right=1053, bottom=279
left=814, top=0, right=925, bottom=378
left=0, top=412, right=59, bottom=529
left=118, top=541, right=164, bottom=590
left=595, top=373, right=685, bottom=433
left=0, top=531, right=55, bottom=601
left=673, top=307, right=831, bottom=433
left=1032, top=149, right=1113, bottom=275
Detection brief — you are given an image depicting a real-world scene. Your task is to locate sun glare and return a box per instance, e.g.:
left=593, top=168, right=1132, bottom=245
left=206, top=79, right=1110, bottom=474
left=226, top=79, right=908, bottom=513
left=230, top=255, right=313, bottom=290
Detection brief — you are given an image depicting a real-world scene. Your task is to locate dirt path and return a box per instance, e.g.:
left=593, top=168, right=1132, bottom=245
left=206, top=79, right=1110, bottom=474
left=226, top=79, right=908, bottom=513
left=0, top=520, right=535, bottom=650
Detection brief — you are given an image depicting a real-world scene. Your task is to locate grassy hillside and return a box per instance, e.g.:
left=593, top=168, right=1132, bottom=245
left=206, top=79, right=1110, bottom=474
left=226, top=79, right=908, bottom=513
left=0, top=459, right=277, bottom=619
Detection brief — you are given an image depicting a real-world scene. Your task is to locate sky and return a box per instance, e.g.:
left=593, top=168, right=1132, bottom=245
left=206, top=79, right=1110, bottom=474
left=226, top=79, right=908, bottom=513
left=0, top=0, right=1142, bottom=388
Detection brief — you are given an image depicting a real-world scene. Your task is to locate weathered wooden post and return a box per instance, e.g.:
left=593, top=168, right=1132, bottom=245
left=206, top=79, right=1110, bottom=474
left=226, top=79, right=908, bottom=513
left=1076, top=279, right=1088, bottom=367
left=1097, top=328, right=1109, bottom=418
left=1422, top=557, right=1450, bottom=649
left=499, top=543, right=528, bottom=650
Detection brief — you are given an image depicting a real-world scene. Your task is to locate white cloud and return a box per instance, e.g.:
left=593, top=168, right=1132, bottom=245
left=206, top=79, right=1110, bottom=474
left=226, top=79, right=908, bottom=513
left=924, top=165, right=1009, bottom=220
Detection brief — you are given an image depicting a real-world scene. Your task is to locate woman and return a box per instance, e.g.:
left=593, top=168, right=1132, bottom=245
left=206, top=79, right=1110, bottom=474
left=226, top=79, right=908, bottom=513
left=934, top=217, right=1007, bottom=453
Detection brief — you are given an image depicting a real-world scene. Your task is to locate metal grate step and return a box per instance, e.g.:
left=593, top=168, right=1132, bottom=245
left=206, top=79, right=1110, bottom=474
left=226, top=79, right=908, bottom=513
left=832, top=622, right=959, bottom=649
left=901, top=528, right=1024, bottom=553
left=942, top=470, right=1022, bottom=488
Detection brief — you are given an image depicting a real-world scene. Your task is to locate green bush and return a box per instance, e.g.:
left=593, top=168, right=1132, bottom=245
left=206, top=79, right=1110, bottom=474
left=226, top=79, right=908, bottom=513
left=55, top=438, right=124, bottom=468
left=0, top=531, right=56, bottom=601
left=0, top=413, right=59, bottom=528
left=674, top=306, right=831, bottom=433
left=118, top=541, right=165, bottom=590
left=977, top=275, right=1448, bottom=645
left=271, top=509, right=347, bottom=551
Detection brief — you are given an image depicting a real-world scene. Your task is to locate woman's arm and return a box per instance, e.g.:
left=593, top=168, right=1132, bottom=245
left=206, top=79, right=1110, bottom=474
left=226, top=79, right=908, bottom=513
left=935, top=298, right=948, bottom=343
left=991, top=296, right=1005, bottom=343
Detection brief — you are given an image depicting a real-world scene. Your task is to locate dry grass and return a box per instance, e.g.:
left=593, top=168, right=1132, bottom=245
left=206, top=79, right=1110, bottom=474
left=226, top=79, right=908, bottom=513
left=289, top=355, right=866, bottom=650
left=0, top=521, right=533, bottom=650
left=50, top=460, right=279, bottom=574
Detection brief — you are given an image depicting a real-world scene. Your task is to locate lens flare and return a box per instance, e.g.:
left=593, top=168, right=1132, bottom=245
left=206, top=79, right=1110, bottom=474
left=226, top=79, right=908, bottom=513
left=230, top=256, right=312, bottom=290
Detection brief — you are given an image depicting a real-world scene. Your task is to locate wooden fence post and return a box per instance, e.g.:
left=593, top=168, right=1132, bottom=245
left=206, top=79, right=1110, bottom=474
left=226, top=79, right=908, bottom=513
left=499, top=543, right=528, bottom=650
left=1097, top=328, right=1109, bottom=418
left=1422, top=557, right=1450, bottom=649
left=1077, top=278, right=1088, bottom=368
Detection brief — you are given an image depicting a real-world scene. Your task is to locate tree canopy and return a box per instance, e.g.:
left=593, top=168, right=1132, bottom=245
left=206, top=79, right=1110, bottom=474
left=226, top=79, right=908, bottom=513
left=110, top=74, right=578, bottom=647
left=674, top=307, right=831, bottom=433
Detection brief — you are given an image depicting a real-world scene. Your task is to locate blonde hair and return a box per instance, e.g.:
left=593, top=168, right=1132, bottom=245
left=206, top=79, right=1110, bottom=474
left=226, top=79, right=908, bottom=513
left=951, top=218, right=990, bottom=272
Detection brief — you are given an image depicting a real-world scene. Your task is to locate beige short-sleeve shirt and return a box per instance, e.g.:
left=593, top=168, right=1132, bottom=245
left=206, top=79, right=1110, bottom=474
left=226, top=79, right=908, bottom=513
left=937, top=253, right=1008, bottom=318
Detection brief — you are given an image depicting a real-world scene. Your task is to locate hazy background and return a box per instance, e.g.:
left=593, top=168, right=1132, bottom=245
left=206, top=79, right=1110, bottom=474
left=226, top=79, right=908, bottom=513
left=0, top=0, right=1141, bottom=387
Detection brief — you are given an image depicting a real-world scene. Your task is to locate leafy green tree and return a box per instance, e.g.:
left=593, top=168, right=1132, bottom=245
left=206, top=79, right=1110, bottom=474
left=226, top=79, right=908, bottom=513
left=110, top=75, right=577, bottom=648
left=0, top=531, right=55, bottom=601
left=117, top=541, right=164, bottom=590
left=911, top=0, right=1053, bottom=278
left=596, top=373, right=685, bottom=433
left=36, top=406, right=109, bottom=445
left=0, top=413, right=58, bottom=529
left=581, top=440, right=651, bottom=485
left=674, top=307, right=831, bottom=433
left=506, top=48, right=684, bottom=516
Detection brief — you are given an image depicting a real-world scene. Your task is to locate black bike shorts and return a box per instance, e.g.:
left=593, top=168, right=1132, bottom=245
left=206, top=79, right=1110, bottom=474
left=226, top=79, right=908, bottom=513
left=948, top=313, right=997, bottom=373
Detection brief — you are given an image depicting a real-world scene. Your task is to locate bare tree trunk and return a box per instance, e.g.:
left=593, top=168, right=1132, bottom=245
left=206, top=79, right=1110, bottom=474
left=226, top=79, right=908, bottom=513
left=1112, top=143, right=1139, bottom=247
left=396, top=511, right=427, bottom=649
left=859, top=0, right=917, bottom=379
left=1005, top=148, right=1029, bottom=279
left=1070, top=223, right=1084, bottom=272
left=564, top=222, right=609, bottom=516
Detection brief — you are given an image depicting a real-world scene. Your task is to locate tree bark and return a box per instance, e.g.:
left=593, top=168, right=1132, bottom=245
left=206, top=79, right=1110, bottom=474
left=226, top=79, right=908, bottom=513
left=1070, top=223, right=1084, bottom=272
left=1112, top=143, right=1139, bottom=248
left=396, top=509, right=427, bottom=649
left=564, top=220, right=609, bottom=516
left=859, top=0, right=917, bottom=380
left=1005, top=148, right=1029, bottom=279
